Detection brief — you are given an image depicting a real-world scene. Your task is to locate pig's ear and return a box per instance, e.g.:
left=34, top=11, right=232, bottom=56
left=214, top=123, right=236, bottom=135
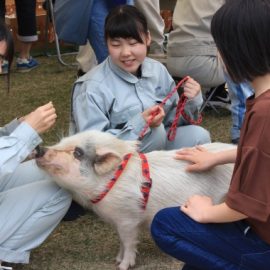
left=94, top=148, right=122, bottom=175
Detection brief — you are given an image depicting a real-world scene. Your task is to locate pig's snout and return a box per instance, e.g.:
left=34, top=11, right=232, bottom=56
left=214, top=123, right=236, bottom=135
left=35, top=146, right=47, bottom=158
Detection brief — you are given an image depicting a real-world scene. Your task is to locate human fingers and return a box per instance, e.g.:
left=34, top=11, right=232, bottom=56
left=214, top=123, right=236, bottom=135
left=175, top=155, right=202, bottom=172
left=195, top=145, right=207, bottom=152
left=174, top=151, right=195, bottom=160
left=175, top=147, right=198, bottom=155
left=184, top=77, right=200, bottom=91
left=32, top=106, right=56, bottom=124
left=142, top=105, right=160, bottom=122
left=185, top=163, right=204, bottom=172
left=39, top=102, right=56, bottom=114
left=38, top=114, right=57, bottom=133
left=40, top=101, right=54, bottom=110
left=180, top=204, right=188, bottom=214
left=150, top=106, right=165, bottom=126
left=184, top=85, right=200, bottom=99
left=174, top=152, right=199, bottom=168
left=154, top=106, right=165, bottom=118
left=44, top=111, right=57, bottom=123
left=150, top=116, right=163, bottom=127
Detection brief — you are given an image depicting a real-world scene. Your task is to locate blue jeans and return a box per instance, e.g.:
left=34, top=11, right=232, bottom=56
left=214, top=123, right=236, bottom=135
left=151, top=207, right=270, bottom=270
left=88, top=0, right=109, bottom=63
left=88, top=0, right=133, bottom=63
left=225, top=76, right=253, bottom=141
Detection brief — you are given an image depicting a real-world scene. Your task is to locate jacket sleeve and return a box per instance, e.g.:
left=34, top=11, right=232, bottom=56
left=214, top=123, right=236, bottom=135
left=0, top=118, right=20, bottom=136
left=71, top=83, right=148, bottom=141
left=0, top=122, right=42, bottom=179
left=182, top=92, right=203, bottom=123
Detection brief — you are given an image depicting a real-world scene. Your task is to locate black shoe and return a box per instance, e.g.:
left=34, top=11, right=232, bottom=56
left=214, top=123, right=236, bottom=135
left=77, top=69, right=86, bottom=78
left=231, top=138, right=239, bottom=144
left=62, top=200, right=86, bottom=221
left=205, top=84, right=231, bottom=111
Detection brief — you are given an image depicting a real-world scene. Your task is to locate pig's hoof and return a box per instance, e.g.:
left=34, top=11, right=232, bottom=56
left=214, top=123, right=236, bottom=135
left=116, top=252, right=123, bottom=263
left=117, top=256, right=136, bottom=270
left=117, top=262, right=129, bottom=270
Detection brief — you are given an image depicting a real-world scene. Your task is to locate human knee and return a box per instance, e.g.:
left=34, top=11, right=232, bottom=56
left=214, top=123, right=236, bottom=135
left=43, top=182, right=72, bottom=213
left=140, top=125, right=167, bottom=152
left=166, top=126, right=211, bottom=150
left=180, top=125, right=211, bottom=147
left=151, top=207, right=178, bottom=243
left=54, top=188, right=72, bottom=210
left=193, top=126, right=211, bottom=145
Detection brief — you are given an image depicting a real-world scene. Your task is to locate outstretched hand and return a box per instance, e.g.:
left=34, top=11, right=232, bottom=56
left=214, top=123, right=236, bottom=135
left=21, top=101, right=57, bottom=134
left=175, top=145, right=217, bottom=172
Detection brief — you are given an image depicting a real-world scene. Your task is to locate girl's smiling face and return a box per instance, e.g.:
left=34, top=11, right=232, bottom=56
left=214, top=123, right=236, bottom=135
left=107, top=32, right=151, bottom=76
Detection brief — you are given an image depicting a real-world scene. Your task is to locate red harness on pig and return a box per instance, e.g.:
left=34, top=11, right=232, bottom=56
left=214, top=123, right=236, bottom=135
left=91, top=76, right=202, bottom=209
left=91, top=152, right=152, bottom=210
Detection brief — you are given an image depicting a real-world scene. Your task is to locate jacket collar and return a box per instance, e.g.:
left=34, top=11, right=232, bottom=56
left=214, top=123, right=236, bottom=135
left=108, top=56, right=153, bottom=84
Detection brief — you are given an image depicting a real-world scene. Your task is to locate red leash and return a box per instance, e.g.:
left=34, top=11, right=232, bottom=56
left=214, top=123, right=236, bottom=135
left=139, top=152, right=152, bottom=210
left=91, top=153, right=132, bottom=204
left=91, top=153, right=152, bottom=210
left=138, top=76, right=202, bottom=141
left=91, top=77, right=203, bottom=209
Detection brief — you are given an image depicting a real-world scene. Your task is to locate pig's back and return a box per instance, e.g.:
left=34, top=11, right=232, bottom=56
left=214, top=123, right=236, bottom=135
left=143, top=143, right=235, bottom=223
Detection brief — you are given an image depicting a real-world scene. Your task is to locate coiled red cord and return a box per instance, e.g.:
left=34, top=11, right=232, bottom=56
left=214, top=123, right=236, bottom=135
left=138, top=76, right=202, bottom=141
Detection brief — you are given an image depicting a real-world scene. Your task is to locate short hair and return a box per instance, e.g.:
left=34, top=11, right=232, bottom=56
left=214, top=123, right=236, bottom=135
left=105, top=5, right=148, bottom=44
left=211, top=0, right=270, bottom=83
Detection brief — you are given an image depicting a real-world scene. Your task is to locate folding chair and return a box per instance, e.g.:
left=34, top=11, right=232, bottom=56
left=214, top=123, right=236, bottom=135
left=43, top=0, right=77, bottom=66
left=200, top=86, right=220, bottom=113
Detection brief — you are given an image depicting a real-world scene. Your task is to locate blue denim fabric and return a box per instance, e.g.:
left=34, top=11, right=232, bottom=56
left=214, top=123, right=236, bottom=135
left=88, top=0, right=133, bottom=64
left=225, top=75, right=253, bottom=141
left=151, top=207, right=270, bottom=270
left=88, top=0, right=110, bottom=63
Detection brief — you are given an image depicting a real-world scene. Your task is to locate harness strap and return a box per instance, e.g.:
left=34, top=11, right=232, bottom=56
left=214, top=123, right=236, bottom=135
left=167, top=93, right=202, bottom=141
left=91, top=153, right=152, bottom=210
left=91, top=153, right=132, bottom=204
left=139, top=152, right=152, bottom=210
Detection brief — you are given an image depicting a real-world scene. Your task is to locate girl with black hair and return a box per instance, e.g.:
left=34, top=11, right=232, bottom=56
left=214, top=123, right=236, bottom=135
left=70, top=5, right=210, bottom=153
left=151, top=1, right=270, bottom=269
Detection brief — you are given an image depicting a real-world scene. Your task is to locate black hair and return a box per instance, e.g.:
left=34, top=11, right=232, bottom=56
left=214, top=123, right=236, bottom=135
left=0, top=19, right=14, bottom=92
left=105, top=5, right=148, bottom=44
left=211, top=0, right=270, bottom=83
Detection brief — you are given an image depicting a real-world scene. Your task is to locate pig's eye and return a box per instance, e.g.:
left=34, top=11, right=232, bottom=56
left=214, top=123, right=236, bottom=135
left=73, top=147, right=84, bottom=160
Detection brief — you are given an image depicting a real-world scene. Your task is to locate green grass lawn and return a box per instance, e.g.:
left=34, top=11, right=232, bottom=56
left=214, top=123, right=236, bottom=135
left=0, top=55, right=232, bottom=270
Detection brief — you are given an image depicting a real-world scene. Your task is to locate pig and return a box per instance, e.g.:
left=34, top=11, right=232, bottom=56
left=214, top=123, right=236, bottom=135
left=36, top=130, right=235, bottom=270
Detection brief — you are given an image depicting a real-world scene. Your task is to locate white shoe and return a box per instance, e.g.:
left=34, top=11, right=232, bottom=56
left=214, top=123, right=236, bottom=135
left=0, top=263, right=12, bottom=270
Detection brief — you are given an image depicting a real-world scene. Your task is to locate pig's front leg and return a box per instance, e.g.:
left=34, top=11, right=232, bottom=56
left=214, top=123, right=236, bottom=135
left=116, top=223, right=139, bottom=270
left=116, top=240, right=124, bottom=264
